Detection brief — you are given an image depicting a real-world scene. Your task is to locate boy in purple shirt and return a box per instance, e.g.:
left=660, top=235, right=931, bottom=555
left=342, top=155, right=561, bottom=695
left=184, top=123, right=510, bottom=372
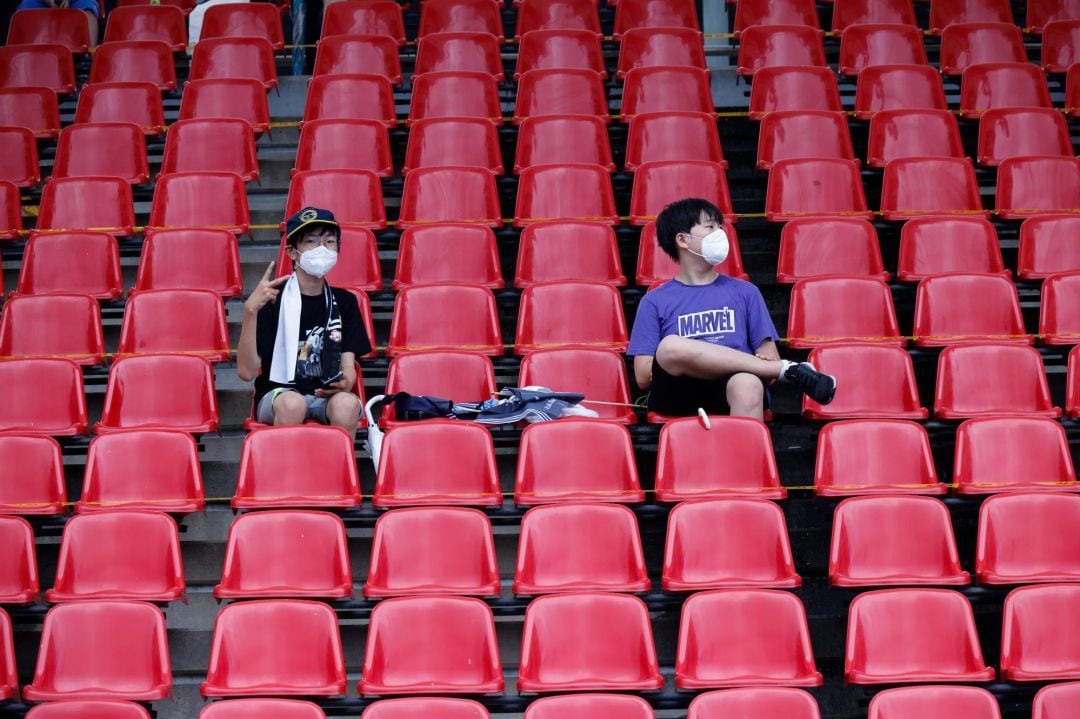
left=628, top=198, right=836, bottom=419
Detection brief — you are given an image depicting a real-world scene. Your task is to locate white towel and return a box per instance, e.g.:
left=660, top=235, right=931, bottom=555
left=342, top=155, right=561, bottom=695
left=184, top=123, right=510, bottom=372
left=269, top=273, right=301, bottom=384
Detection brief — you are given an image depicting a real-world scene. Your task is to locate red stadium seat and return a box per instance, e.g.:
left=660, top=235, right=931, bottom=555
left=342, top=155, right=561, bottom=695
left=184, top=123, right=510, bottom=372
left=233, top=426, right=361, bottom=509
left=777, top=218, right=887, bottom=283
left=0, top=44, right=75, bottom=93
left=295, top=119, right=392, bottom=176
left=941, top=22, right=1026, bottom=74
left=189, top=37, right=277, bottom=89
left=117, top=0, right=195, bottom=10
left=815, top=420, right=943, bottom=496
left=514, top=115, right=614, bottom=172
left=1029, top=0, right=1080, bottom=32
left=198, top=700, right=327, bottom=719
left=46, top=512, right=183, bottom=602
left=1017, top=215, right=1080, bottom=279
left=514, top=281, right=627, bottom=354
left=8, top=8, right=90, bottom=52
left=930, top=0, right=1013, bottom=33
left=868, top=687, right=1001, bottom=719
left=0, top=86, right=61, bottom=138
left=688, top=689, right=820, bottom=719
left=867, top=109, right=965, bottom=167
left=77, top=430, right=204, bottom=513
left=387, top=283, right=501, bottom=356
left=37, top=176, right=135, bottom=236
left=516, top=29, right=604, bottom=79
left=88, top=40, right=176, bottom=91
left=621, top=66, right=712, bottom=121
left=734, top=0, right=819, bottom=35
left=363, top=699, right=488, bottom=719
left=1034, top=682, right=1080, bottom=719
left=149, top=171, right=250, bottom=235
left=394, top=224, right=502, bottom=289
left=0, top=293, right=104, bottom=365
left=202, top=600, right=346, bottom=697
left=0, top=516, right=38, bottom=604
left=103, top=5, right=186, bottom=49
left=422, top=0, right=504, bottom=38
left=303, top=74, right=396, bottom=127
left=977, top=492, right=1080, bottom=583
left=364, top=507, right=499, bottom=597
left=322, top=0, right=405, bottom=42
left=526, top=695, right=654, bottom=719
left=1041, top=271, right=1080, bottom=344
left=804, top=344, right=929, bottom=420
left=134, top=228, right=243, bottom=297
left=959, top=62, right=1052, bottom=117
left=117, top=289, right=229, bottom=361
left=0, top=181, right=23, bottom=241
left=0, top=127, right=38, bottom=188
left=515, top=68, right=608, bottom=123
left=514, top=221, right=623, bottom=286
left=403, top=117, right=502, bottom=175
left=677, top=589, right=822, bottom=688
left=516, top=419, right=644, bottom=505
left=0, top=435, right=66, bottom=515
left=630, top=160, right=732, bottom=225
left=913, top=273, right=1029, bottom=346
left=408, top=71, right=503, bottom=125
left=519, top=593, right=663, bottom=691
left=374, top=420, right=502, bottom=506
left=854, top=64, right=947, bottom=119
left=52, top=122, right=148, bottom=185
left=95, top=354, right=220, bottom=434
left=846, top=589, right=995, bottom=683
left=624, top=112, right=723, bottom=171
left=1001, top=584, right=1080, bottom=681
left=359, top=596, right=503, bottom=695
left=416, top=32, right=504, bottom=79
left=614, top=0, right=699, bottom=36
left=27, top=702, right=153, bottom=719
left=749, top=66, right=842, bottom=119
left=978, top=107, right=1072, bottom=165
left=839, top=23, right=928, bottom=75
left=996, top=156, right=1080, bottom=219
left=1042, top=19, right=1080, bottom=70
left=955, top=417, right=1077, bottom=493
left=16, top=232, right=121, bottom=299
left=757, top=110, right=855, bottom=170
left=936, top=344, right=1061, bottom=419
left=897, top=217, right=1006, bottom=281
left=0, top=363, right=86, bottom=435
left=655, top=416, right=785, bottom=501
left=663, top=499, right=800, bottom=591
left=215, top=510, right=351, bottom=599
left=736, top=24, right=825, bottom=76
left=312, top=35, right=401, bottom=83
left=515, top=0, right=599, bottom=37
left=201, top=2, right=284, bottom=49
left=832, top=0, right=917, bottom=31
left=23, top=601, right=171, bottom=701
left=517, top=347, right=636, bottom=423
left=398, top=166, right=501, bottom=227
left=619, top=27, right=707, bottom=77
left=160, top=118, right=258, bottom=182
left=379, top=351, right=497, bottom=426
left=765, top=158, right=872, bottom=222
left=515, top=164, right=618, bottom=226
left=286, top=169, right=385, bottom=229
left=830, top=496, right=967, bottom=586
left=880, top=157, right=986, bottom=220
left=0, top=609, right=13, bottom=701
left=178, top=78, right=270, bottom=135
left=787, top=277, right=902, bottom=348
left=75, top=82, right=165, bottom=135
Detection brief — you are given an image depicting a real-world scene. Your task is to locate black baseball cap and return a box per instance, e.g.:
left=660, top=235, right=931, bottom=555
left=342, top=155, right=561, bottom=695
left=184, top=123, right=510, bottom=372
left=284, top=206, right=339, bottom=242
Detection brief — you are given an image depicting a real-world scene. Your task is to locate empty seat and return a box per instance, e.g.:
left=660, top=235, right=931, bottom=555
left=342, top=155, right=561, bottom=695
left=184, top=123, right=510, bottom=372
left=134, top=228, right=243, bottom=297
left=960, top=62, right=1052, bottom=117
left=202, top=600, right=346, bottom=697
left=0, top=181, right=22, bottom=241
left=930, top=0, right=1013, bottom=33
left=1042, top=19, right=1080, bottom=70
left=996, top=156, right=1080, bottom=219
left=655, top=416, right=785, bottom=500
left=9, top=8, right=90, bottom=51
left=294, top=119, right=392, bottom=177
left=380, top=350, right=497, bottom=426
left=287, top=169, right=386, bottom=229
left=977, top=492, right=1080, bottom=583
left=402, top=117, right=502, bottom=175
left=178, top=78, right=270, bottom=135
left=621, top=66, right=713, bottom=120
left=1001, top=584, right=1080, bottom=681
left=27, top=701, right=155, bottom=719
left=516, top=29, right=604, bottom=80
left=765, top=158, right=872, bottom=222
left=0, top=86, right=61, bottom=138
left=148, top=171, right=250, bottom=235
left=978, top=107, right=1072, bottom=165
left=394, top=224, right=501, bottom=289
left=189, top=37, right=277, bottom=89
left=0, top=358, right=88, bottom=437
left=832, top=0, right=917, bottom=31
left=364, top=699, right=489, bottom=719
left=614, top=0, right=699, bottom=36
left=102, top=5, right=186, bottom=49
left=416, top=31, right=504, bottom=79
left=804, top=344, right=929, bottom=420
left=118, top=0, right=196, bottom=11
left=525, top=695, right=654, bottom=719
left=515, top=68, right=607, bottom=123
left=77, top=429, right=204, bottom=514
left=514, top=115, right=614, bottom=173
left=897, top=217, right=1006, bottom=281
left=388, top=283, right=501, bottom=356
left=408, top=71, right=502, bottom=125
left=677, top=589, right=822, bottom=688
left=423, top=0, right=504, bottom=38
left=734, top=0, right=819, bottom=34
left=15, top=232, right=121, bottom=299
left=0, top=435, right=66, bottom=515
left=375, top=421, right=500, bottom=506
left=303, top=73, right=396, bottom=127
left=515, top=503, right=649, bottom=594
left=1029, top=0, right=1080, bottom=31
left=1034, top=682, right=1080, bottom=719
left=736, top=24, right=826, bottom=76
left=515, top=281, right=627, bottom=354
left=777, top=218, right=887, bottom=283
left=619, top=26, right=707, bottom=77
left=160, top=118, right=258, bottom=182
left=787, top=277, right=901, bottom=348
left=515, top=0, right=599, bottom=36
left=74, top=82, right=165, bottom=136
left=0, top=293, right=104, bottom=365
left=24, top=601, right=170, bottom=701
left=867, top=109, right=965, bottom=167
left=913, top=273, right=1028, bottom=346
left=52, top=122, right=148, bottom=184
left=854, top=64, right=947, bottom=120
left=868, top=687, right=1002, bottom=719
left=839, top=23, right=928, bottom=75
left=233, top=426, right=361, bottom=509
left=88, top=40, right=176, bottom=91
left=514, top=221, right=623, bottom=286
left=365, top=507, right=499, bottom=597
left=688, top=688, right=821, bottom=719
left=201, top=2, right=284, bottom=48
left=0, top=44, right=75, bottom=93
left=0, top=126, right=39, bottom=187
left=846, top=589, right=995, bottom=683
left=881, top=157, right=986, bottom=220
left=312, top=34, right=401, bottom=83
left=517, top=347, right=636, bottom=423
left=663, top=498, right=800, bottom=591
left=397, top=166, right=500, bottom=228
left=215, top=510, right=351, bottom=599
left=815, top=420, right=944, bottom=496
left=629, top=160, right=733, bottom=225
left=117, top=289, right=230, bottom=361
left=955, top=417, right=1077, bottom=493
left=515, top=164, right=618, bottom=226
left=37, top=176, right=136, bottom=236
left=757, top=111, right=854, bottom=170
left=935, top=344, right=1061, bottom=419
left=941, top=22, right=1026, bottom=75
left=322, top=0, right=404, bottom=42
left=95, top=354, right=220, bottom=434
left=199, top=700, right=327, bottom=719
left=0, top=516, right=38, bottom=604
left=0, top=609, right=13, bottom=701
left=749, top=66, right=843, bottom=119
left=624, top=112, right=723, bottom=172
left=1041, top=271, right=1080, bottom=344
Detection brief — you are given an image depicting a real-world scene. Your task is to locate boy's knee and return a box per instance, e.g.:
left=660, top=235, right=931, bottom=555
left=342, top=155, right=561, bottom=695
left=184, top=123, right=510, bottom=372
left=656, top=335, right=691, bottom=375
left=272, top=392, right=307, bottom=424
left=326, top=392, right=360, bottom=426
left=727, top=373, right=764, bottom=407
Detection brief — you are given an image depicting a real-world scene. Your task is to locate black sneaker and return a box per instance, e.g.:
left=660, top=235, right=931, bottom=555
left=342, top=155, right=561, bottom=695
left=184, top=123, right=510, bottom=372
left=783, top=362, right=837, bottom=405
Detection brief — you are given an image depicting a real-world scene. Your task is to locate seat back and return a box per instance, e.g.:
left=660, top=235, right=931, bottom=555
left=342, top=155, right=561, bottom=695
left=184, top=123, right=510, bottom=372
left=960, top=62, right=1052, bottom=116
left=402, top=117, right=502, bottom=175
left=880, top=156, right=985, bottom=220
left=517, top=28, right=605, bottom=78
left=322, top=0, right=405, bottom=42
left=312, top=34, right=401, bottom=82
left=408, top=71, right=502, bottom=125
left=97, top=354, right=220, bottom=433
left=0, top=435, right=66, bottom=515
left=0, top=516, right=39, bottom=604
left=74, top=82, right=165, bottom=135
left=161, top=118, right=259, bottom=181
left=198, top=700, right=327, bottom=719
left=134, top=228, right=242, bottom=296
left=832, top=0, right=917, bottom=31
left=913, top=273, right=1027, bottom=346
left=0, top=126, right=40, bottom=187
left=624, top=111, right=723, bottom=171
left=117, top=289, right=230, bottom=361
left=303, top=74, right=396, bottom=127
left=614, top=0, right=699, bottom=36
left=814, top=420, right=940, bottom=495
left=387, top=283, right=502, bottom=356
left=394, top=223, right=502, bottom=288
left=656, top=417, right=784, bottom=500
left=381, top=351, right=497, bottom=424
left=978, top=107, right=1073, bottom=165
left=78, top=429, right=204, bottom=513
left=621, top=66, right=713, bottom=119
left=423, top=0, right=504, bottom=38
left=515, top=0, right=599, bottom=37
left=515, top=221, right=623, bottom=286
left=867, top=108, right=964, bottom=167
left=416, top=31, right=504, bottom=78
left=0, top=44, right=75, bottom=93
left=103, top=5, right=187, bottom=48
left=0, top=86, right=61, bottom=137
left=940, top=21, right=1026, bottom=73
left=516, top=419, right=642, bottom=504
left=630, top=160, right=733, bottom=224
left=37, top=176, right=136, bottom=236
left=749, top=66, right=842, bottom=118
left=517, top=347, right=635, bottom=422
left=189, top=37, right=278, bottom=88
left=839, top=23, right=927, bottom=75
left=88, top=40, right=177, bottom=91
left=954, top=417, right=1075, bottom=491
left=868, top=686, right=1001, bottom=719
left=8, top=9, right=91, bottom=52
left=977, top=492, right=1080, bottom=583
left=777, top=218, right=886, bottom=283
left=0, top=293, right=104, bottom=365
left=805, top=345, right=928, bottom=420
left=737, top=24, right=825, bottom=76
left=996, top=156, right=1080, bottom=218
left=178, top=78, right=270, bottom=133
left=935, top=344, right=1060, bottom=418
left=201, top=2, right=284, bottom=48
left=765, top=158, right=871, bottom=221
left=514, top=114, right=614, bottom=172
left=0, top=358, right=87, bottom=437
left=757, top=110, right=854, bottom=169
left=234, top=426, right=360, bottom=508
left=787, top=277, right=901, bottom=348
left=515, top=281, right=627, bottom=353
left=1002, top=584, right=1080, bottom=681
left=688, top=688, right=821, bottom=719
left=897, top=217, right=1005, bottom=281
left=148, top=171, right=250, bottom=234
left=854, top=64, right=947, bottom=119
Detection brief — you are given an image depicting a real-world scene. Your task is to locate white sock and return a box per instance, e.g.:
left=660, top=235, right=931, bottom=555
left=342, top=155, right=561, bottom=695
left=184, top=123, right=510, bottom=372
left=778, top=359, right=795, bottom=382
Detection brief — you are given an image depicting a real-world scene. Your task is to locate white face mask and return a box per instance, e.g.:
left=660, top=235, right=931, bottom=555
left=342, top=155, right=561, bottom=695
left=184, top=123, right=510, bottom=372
left=684, top=227, right=730, bottom=265
left=297, top=245, right=338, bottom=278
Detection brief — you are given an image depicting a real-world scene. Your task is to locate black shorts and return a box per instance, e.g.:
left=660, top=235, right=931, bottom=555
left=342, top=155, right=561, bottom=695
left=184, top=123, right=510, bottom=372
left=647, top=359, right=769, bottom=417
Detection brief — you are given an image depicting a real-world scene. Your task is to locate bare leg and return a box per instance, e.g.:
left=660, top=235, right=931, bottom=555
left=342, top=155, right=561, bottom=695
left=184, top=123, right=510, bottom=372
left=325, top=392, right=360, bottom=441
left=726, top=372, right=765, bottom=420
left=272, top=391, right=308, bottom=425
left=85, top=10, right=97, bottom=49
left=656, top=335, right=783, bottom=381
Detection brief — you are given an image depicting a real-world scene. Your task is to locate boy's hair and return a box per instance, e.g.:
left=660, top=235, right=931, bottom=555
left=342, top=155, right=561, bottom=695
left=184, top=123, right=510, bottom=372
left=286, top=223, right=340, bottom=251
left=654, top=198, right=724, bottom=261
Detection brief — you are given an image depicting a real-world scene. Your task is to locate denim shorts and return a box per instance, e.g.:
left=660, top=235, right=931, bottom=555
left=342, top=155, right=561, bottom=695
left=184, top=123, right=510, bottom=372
left=17, top=0, right=100, bottom=17
left=256, top=388, right=330, bottom=424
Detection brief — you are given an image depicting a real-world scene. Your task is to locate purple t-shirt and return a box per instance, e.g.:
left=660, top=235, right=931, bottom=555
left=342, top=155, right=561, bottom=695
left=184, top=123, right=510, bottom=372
left=628, top=275, right=779, bottom=357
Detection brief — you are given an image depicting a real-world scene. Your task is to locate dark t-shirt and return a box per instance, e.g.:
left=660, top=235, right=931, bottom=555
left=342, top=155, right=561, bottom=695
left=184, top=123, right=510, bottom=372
left=254, top=286, right=371, bottom=407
